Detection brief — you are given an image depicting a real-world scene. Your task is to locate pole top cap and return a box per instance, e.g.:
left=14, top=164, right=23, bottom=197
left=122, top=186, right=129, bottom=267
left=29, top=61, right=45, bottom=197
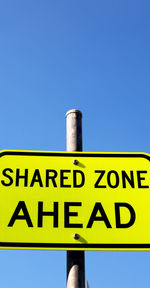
left=66, top=109, right=82, bottom=118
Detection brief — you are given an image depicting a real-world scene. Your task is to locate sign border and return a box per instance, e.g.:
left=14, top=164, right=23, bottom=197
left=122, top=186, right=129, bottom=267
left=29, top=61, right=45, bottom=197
left=0, top=150, right=150, bottom=250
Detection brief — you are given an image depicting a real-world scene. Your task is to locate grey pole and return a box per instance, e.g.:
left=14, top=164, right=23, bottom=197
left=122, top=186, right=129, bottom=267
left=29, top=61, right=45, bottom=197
left=66, top=109, right=82, bottom=152
left=66, top=109, right=85, bottom=288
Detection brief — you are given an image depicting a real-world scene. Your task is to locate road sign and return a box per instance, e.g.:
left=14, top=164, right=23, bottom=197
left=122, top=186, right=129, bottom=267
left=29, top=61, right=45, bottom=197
left=0, top=150, right=150, bottom=251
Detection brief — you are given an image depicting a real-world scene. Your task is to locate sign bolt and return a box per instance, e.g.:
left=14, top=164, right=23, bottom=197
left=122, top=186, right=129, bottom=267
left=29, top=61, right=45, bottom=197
left=73, top=233, right=80, bottom=240
left=73, top=159, right=78, bottom=165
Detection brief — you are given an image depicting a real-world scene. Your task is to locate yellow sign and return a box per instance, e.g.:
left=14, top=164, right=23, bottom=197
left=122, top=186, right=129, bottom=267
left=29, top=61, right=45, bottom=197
left=0, top=150, right=150, bottom=251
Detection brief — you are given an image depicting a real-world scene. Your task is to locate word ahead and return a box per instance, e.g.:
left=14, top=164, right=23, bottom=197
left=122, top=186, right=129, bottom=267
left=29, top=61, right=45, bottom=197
left=0, top=151, right=150, bottom=251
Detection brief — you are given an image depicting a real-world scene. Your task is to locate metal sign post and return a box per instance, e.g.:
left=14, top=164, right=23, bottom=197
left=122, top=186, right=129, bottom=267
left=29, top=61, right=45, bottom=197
left=66, top=109, right=85, bottom=288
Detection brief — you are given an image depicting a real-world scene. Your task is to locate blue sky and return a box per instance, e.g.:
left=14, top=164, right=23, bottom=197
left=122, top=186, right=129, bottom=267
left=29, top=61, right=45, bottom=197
left=0, top=0, right=150, bottom=287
